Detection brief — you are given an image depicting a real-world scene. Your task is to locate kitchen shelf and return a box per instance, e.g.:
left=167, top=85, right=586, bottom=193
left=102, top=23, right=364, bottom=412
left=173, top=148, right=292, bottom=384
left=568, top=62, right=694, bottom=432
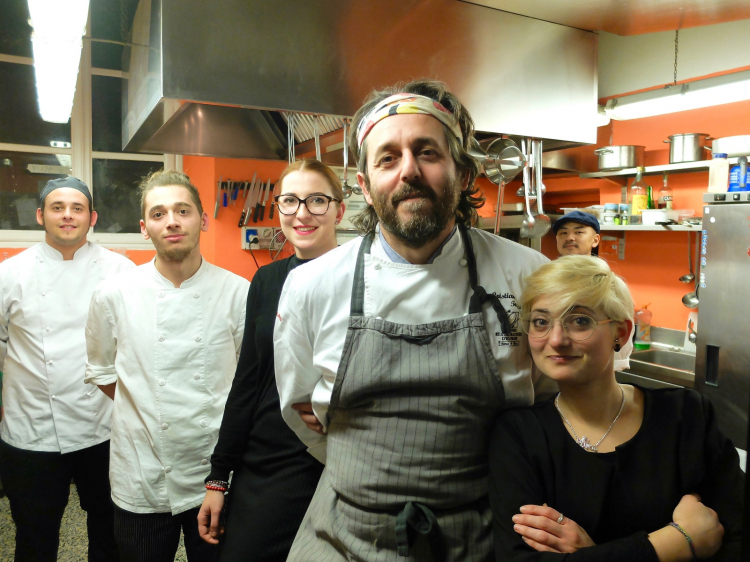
left=580, top=157, right=741, bottom=179
left=600, top=223, right=702, bottom=231
left=478, top=214, right=563, bottom=231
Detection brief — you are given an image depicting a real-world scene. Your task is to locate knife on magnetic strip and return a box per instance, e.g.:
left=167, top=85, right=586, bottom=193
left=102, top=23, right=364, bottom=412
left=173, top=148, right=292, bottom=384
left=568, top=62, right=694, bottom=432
left=260, top=178, right=271, bottom=220
left=242, top=176, right=259, bottom=227
left=213, top=176, right=223, bottom=218
left=253, top=179, right=269, bottom=222
left=268, top=183, right=276, bottom=220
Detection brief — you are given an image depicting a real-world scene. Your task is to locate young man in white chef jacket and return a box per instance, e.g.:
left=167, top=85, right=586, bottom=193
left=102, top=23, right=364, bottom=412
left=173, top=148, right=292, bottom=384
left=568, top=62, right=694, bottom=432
left=85, top=170, right=249, bottom=562
left=274, top=80, right=549, bottom=561
left=0, top=177, right=133, bottom=561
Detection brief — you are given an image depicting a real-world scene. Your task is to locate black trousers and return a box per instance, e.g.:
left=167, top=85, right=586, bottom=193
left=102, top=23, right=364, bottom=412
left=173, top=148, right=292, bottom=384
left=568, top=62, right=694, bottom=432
left=0, top=438, right=118, bottom=562
left=114, top=504, right=222, bottom=562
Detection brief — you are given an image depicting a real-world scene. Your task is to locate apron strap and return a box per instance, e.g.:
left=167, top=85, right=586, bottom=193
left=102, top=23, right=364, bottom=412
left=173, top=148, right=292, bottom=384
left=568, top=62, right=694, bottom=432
left=460, top=224, right=512, bottom=334
left=350, top=232, right=374, bottom=317
left=351, top=226, right=511, bottom=333
left=395, top=501, right=446, bottom=562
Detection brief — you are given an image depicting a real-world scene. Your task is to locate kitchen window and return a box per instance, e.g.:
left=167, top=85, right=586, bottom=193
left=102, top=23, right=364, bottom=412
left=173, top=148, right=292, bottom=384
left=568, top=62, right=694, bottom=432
left=0, top=16, right=172, bottom=249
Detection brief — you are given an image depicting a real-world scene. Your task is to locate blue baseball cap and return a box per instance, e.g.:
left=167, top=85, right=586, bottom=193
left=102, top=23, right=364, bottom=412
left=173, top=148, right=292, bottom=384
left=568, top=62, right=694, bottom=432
left=552, top=211, right=600, bottom=234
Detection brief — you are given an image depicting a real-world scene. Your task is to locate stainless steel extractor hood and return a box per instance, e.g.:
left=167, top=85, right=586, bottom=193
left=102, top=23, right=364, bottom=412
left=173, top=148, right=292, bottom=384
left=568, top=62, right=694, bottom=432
left=123, top=0, right=598, bottom=160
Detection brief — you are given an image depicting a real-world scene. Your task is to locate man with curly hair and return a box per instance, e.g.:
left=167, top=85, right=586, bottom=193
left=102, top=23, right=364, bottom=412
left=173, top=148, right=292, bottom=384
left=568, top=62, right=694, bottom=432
left=274, top=79, right=548, bottom=561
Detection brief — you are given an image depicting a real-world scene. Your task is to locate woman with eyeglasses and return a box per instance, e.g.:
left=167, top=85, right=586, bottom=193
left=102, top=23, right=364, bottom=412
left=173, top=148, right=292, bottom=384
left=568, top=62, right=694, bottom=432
left=490, top=256, right=744, bottom=561
left=197, top=159, right=345, bottom=561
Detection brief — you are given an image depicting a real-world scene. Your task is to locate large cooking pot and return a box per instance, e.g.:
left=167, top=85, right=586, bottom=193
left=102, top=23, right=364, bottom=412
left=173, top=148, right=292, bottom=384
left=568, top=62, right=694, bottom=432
left=594, top=145, right=645, bottom=171
left=664, top=133, right=712, bottom=163
left=711, top=135, right=750, bottom=157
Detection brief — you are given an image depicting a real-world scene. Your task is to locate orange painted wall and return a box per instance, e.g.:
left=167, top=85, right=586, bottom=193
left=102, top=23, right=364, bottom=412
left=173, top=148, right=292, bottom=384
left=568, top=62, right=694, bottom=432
left=538, top=97, right=750, bottom=331
left=0, top=245, right=155, bottom=265
left=182, top=155, right=288, bottom=281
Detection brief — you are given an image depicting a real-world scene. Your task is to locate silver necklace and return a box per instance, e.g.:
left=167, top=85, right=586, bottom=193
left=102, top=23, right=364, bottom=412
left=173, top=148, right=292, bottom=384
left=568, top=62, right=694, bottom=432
left=555, top=385, right=625, bottom=453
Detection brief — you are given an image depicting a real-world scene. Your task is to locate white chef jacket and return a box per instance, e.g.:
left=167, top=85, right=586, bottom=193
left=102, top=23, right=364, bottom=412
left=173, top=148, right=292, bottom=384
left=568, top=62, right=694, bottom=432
left=84, top=258, right=249, bottom=514
left=0, top=242, right=134, bottom=454
left=274, top=227, right=549, bottom=463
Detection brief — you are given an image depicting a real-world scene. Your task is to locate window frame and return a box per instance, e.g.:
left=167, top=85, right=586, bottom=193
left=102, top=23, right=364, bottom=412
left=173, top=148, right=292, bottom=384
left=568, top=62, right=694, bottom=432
left=0, top=13, right=176, bottom=251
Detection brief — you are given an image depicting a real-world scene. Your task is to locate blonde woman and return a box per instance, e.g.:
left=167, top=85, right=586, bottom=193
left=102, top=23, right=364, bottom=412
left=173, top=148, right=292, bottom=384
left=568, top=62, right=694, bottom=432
left=198, top=159, right=345, bottom=561
left=490, top=256, right=744, bottom=561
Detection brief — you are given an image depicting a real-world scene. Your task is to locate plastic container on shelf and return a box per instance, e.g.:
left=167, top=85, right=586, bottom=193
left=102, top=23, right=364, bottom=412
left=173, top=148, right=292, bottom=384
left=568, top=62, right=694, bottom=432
left=603, top=203, right=619, bottom=224
left=708, top=153, right=730, bottom=193
left=634, top=305, right=652, bottom=350
left=641, top=209, right=680, bottom=225
left=619, top=205, right=629, bottom=225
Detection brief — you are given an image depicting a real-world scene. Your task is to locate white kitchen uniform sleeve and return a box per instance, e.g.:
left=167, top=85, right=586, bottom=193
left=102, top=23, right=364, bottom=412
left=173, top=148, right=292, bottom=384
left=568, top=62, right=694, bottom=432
left=84, top=291, right=119, bottom=386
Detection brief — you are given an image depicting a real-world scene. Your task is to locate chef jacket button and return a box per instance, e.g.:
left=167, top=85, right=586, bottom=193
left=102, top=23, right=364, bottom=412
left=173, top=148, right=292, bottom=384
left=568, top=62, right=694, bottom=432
left=161, top=423, right=169, bottom=430
left=51, top=395, right=56, bottom=400
left=193, top=293, right=200, bottom=299
left=164, top=466, right=172, bottom=473
left=193, top=374, right=200, bottom=380
left=158, top=292, right=165, bottom=298
left=158, top=379, right=166, bottom=386
left=45, top=327, right=50, bottom=332
left=194, top=336, right=202, bottom=342
left=376, top=316, right=383, bottom=320
left=200, top=420, right=208, bottom=428
left=41, top=292, right=46, bottom=296
left=374, top=263, right=381, bottom=270
left=47, top=360, right=54, bottom=365
left=459, top=258, right=468, bottom=267
left=201, top=458, right=209, bottom=465
left=158, top=335, right=165, bottom=342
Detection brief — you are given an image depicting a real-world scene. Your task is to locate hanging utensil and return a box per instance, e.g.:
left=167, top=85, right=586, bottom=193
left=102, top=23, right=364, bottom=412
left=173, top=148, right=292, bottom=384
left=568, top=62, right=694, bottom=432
left=519, top=139, right=536, bottom=238
left=287, top=113, right=296, bottom=164
left=679, top=232, right=695, bottom=283
left=475, top=138, right=525, bottom=235
left=314, top=115, right=322, bottom=161
left=341, top=120, right=353, bottom=199
left=533, top=139, right=551, bottom=236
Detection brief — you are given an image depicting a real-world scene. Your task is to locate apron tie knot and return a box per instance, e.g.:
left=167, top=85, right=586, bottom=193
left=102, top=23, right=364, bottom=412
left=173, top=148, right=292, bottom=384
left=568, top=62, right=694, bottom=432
left=470, top=286, right=511, bottom=334
left=395, top=501, right=445, bottom=561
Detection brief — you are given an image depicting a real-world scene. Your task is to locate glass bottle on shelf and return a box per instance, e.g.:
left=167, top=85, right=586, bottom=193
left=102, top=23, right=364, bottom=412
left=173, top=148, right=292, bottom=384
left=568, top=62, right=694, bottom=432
left=647, top=186, right=654, bottom=209
left=629, top=167, right=648, bottom=225
left=658, top=172, right=674, bottom=209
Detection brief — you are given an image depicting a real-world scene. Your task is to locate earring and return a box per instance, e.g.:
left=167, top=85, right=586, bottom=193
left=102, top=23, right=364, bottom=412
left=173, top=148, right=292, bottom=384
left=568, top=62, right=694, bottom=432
left=613, top=338, right=621, bottom=352
left=335, top=220, right=340, bottom=225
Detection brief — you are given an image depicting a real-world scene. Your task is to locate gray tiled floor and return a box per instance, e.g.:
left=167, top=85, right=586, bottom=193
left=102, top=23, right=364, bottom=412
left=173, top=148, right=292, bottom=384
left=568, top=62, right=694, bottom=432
left=0, top=485, right=187, bottom=561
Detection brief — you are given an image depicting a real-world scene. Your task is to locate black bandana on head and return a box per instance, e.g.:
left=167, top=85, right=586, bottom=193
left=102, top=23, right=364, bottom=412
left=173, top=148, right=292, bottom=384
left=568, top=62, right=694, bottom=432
left=40, top=177, right=93, bottom=209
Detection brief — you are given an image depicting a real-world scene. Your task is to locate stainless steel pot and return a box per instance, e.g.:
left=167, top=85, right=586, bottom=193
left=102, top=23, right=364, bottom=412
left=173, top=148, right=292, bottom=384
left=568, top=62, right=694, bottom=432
left=594, top=145, right=645, bottom=171
left=711, top=135, right=750, bottom=157
left=664, top=133, right=712, bottom=163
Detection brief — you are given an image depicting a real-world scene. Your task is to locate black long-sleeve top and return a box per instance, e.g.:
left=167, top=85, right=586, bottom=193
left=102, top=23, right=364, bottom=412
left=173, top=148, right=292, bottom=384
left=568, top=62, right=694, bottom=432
left=489, top=386, right=744, bottom=562
left=207, top=256, right=324, bottom=560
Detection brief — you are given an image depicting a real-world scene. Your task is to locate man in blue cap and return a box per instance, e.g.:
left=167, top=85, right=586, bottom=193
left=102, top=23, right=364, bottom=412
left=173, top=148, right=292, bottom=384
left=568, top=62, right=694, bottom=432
left=552, top=210, right=601, bottom=256
left=0, top=177, right=133, bottom=561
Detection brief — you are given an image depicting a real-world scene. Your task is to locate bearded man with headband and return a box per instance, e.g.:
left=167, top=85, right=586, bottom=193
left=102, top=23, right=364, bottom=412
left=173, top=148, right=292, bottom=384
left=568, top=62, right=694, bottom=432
left=274, top=79, right=548, bottom=560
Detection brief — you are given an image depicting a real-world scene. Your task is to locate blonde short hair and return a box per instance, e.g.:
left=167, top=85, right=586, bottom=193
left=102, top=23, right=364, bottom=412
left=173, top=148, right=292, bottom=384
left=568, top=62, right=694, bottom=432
left=520, top=256, right=634, bottom=322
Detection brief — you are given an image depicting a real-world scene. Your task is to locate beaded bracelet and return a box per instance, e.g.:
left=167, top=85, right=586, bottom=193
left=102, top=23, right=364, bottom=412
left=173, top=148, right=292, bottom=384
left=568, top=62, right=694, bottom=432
left=669, top=522, right=697, bottom=561
left=205, top=480, right=229, bottom=493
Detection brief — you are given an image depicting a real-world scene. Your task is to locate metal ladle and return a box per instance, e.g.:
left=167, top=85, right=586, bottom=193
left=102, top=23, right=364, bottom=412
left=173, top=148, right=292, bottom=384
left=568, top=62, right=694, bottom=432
left=682, top=282, right=699, bottom=309
left=679, top=232, right=695, bottom=283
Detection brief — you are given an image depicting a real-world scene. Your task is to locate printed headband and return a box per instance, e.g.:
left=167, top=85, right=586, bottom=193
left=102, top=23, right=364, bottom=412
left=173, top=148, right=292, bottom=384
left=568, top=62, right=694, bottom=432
left=356, top=93, right=464, bottom=149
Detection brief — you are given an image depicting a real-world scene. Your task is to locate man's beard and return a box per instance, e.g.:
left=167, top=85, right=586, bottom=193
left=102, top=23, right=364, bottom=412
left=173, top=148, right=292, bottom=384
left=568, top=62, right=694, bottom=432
left=368, top=173, right=461, bottom=248
left=159, top=245, right=196, bottom=262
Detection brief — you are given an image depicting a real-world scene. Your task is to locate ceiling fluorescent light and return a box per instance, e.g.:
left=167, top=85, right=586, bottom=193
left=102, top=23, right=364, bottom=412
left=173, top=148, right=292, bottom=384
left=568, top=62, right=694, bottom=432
left=605, top=69, right=750, bottom=121
left=27, top=0, right=90, bottom=123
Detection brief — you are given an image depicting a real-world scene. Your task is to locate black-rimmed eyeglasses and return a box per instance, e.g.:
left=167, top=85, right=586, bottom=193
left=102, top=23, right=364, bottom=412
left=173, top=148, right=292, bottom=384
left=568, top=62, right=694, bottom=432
left=274, top=194, right=341, bottom=216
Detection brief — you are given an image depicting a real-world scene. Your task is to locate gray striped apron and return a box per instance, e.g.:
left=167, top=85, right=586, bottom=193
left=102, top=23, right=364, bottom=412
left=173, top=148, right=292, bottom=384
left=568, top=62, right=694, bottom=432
left=288, top=225, right=510, bottom=562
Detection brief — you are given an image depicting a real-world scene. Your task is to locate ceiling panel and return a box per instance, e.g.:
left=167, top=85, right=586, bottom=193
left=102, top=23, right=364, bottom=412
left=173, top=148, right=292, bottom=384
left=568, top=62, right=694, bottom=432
left=464, top=0, right=750, bottom=35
